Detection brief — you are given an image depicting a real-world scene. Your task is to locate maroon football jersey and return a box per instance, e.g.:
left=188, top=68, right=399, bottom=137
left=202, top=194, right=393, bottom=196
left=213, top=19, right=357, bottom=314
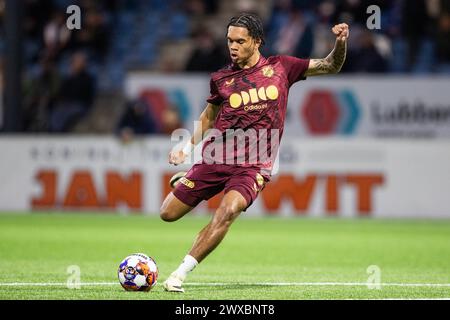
left=202, top=55, right=309, bottom=178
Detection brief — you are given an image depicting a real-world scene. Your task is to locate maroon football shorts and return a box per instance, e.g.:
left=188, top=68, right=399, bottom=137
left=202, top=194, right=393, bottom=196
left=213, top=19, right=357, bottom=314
left=172, top=163, right=268, bottom=210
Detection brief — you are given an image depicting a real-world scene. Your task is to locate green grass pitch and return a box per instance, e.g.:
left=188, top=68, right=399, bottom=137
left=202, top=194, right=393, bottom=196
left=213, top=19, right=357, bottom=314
left=0, top=213, right=449, bottom=300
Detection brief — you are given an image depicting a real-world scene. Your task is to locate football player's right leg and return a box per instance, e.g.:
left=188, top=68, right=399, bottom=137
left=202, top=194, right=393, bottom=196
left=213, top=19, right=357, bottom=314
left=160, top=192, right=193, bottom=222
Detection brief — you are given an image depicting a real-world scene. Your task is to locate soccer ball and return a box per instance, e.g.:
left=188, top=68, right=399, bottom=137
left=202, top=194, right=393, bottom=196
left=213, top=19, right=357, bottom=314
left=118, top=253, right=158, bottom=291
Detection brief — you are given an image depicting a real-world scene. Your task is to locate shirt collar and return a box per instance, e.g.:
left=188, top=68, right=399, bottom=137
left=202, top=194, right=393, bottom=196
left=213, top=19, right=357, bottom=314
left=231, top=54, right=266, bottom=71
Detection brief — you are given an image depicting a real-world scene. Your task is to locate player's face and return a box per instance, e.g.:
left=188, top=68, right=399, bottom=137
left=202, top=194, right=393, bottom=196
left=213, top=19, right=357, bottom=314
left=227, top=26, right=260, bottom=65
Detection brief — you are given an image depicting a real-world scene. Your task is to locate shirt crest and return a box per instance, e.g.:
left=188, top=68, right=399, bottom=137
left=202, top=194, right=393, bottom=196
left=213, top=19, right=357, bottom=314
left=262, top=66, right=274, bottom=78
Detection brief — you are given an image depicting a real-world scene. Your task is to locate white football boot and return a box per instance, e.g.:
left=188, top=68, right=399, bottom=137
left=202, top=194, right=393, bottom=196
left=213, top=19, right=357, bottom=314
left=163, top=272, right=185, bottom=293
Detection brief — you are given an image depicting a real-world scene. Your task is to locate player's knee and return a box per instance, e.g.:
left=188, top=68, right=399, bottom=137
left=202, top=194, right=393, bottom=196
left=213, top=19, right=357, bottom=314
left=160, top=194, right=178, bottom=222
left=159, top=210, right=172, bottom=222
left=159, top=206, right=178, bottom=222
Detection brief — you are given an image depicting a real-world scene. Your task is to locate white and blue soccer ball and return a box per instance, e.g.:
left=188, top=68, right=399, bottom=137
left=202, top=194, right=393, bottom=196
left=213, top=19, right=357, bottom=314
left=118, top=253, right=158, bottom=291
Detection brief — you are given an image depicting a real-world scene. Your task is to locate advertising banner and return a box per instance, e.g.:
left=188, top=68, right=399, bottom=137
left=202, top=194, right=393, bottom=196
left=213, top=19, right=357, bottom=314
left=1, top=137, right=449, bottom=218
left=125, top=74, right=450, bottom=138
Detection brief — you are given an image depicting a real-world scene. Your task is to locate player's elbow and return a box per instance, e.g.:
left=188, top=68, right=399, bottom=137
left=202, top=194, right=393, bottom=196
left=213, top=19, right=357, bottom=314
left=327, top=59, right=344, bottom=74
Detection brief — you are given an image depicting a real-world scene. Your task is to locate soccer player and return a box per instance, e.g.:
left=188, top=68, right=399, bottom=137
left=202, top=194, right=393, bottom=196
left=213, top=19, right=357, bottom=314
left=161, top=13, right=349, bottom=292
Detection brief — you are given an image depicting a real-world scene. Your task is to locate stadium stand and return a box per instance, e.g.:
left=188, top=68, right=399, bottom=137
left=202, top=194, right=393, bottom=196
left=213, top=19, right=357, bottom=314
left=1, top=0, right=449, bottom=134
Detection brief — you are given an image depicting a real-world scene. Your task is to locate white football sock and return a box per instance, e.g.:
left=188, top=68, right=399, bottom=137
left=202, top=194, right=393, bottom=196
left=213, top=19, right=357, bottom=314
left=174, top=255, right=198, bottom=279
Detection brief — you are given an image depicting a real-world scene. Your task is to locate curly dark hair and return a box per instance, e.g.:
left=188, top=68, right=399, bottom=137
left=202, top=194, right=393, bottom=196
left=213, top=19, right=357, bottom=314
left=227, top=13, right=265, bottom=46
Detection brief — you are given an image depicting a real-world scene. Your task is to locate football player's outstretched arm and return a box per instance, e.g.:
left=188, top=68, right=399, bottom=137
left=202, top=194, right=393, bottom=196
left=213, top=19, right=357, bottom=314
left=199, top=103, right=220, bottom=132
left=304, top=23, right=349, bottom=77
left=169, top=103, right=219, bottom=165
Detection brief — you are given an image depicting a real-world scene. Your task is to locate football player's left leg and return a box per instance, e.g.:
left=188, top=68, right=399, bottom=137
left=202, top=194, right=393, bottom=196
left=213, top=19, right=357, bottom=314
left=189, top=190, right=247, bottom=262
left=160, top=191, right=193, bottom=222
left=163, top=190, right=247, bottom=292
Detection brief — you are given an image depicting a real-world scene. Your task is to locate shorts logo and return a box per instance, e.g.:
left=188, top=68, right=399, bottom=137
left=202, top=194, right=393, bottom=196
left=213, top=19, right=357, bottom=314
left=229, top=85, right=279, bottom=109
left=252, top=173, right=265, bottom=194
left=262, top=66, right=274, bottom=78
left=256, top=173, right=264, bottom=187
left=179, top=177, right=195, bottom=189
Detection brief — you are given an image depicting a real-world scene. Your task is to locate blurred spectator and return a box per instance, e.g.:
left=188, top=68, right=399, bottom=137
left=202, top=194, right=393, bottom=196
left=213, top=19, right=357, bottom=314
left=161, top=106, right=183, bottom=135
left=266, top=1, right=313, bottom=58
left=43, top=10, right=72, bottom=61
left=23, top=56, right=61, bottom=131
left=436, top=11, right=450, bottom=72
left=185, top=28, right=227, bottom=72
left=273, top=10, right=313, bottom=57
left=201, top=0, right=219, bottom=15
left=332, top=0, right=367, bottom=25
left=49, top=51, right=95, bottom=132
left=310, top=1, right=337, bottom=58
left=24, top=0, right=53, bottom=40
left=116, top=99, right=157, bottom=143
left=401, top=0, right=435, bottom=71
left=345, top=30, right=388, bottom=73
left=69, top=5, right=110, bottom=61
left=116, top=98, right=183, bottom=140
left=185, top=0, right=208, bottom=16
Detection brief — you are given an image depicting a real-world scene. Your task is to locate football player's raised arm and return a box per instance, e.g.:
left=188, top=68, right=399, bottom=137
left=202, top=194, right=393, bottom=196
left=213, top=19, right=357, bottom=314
left=304, top=23, right=348, bottom=77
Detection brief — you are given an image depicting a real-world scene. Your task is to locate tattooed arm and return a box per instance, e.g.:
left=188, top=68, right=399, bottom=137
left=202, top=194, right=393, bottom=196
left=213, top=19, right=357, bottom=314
left=304, top=23, right=349, bottom=76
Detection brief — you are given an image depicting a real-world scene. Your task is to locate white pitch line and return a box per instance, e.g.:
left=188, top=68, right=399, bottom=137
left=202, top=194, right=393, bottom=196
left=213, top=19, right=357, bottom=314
left=378, top=298, right=450, bottom=300
left=0, top=282, right=117, bottom=286
left=0, top=282, right=450, bottom=287
left=187, top=282, right=450, bottom=287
